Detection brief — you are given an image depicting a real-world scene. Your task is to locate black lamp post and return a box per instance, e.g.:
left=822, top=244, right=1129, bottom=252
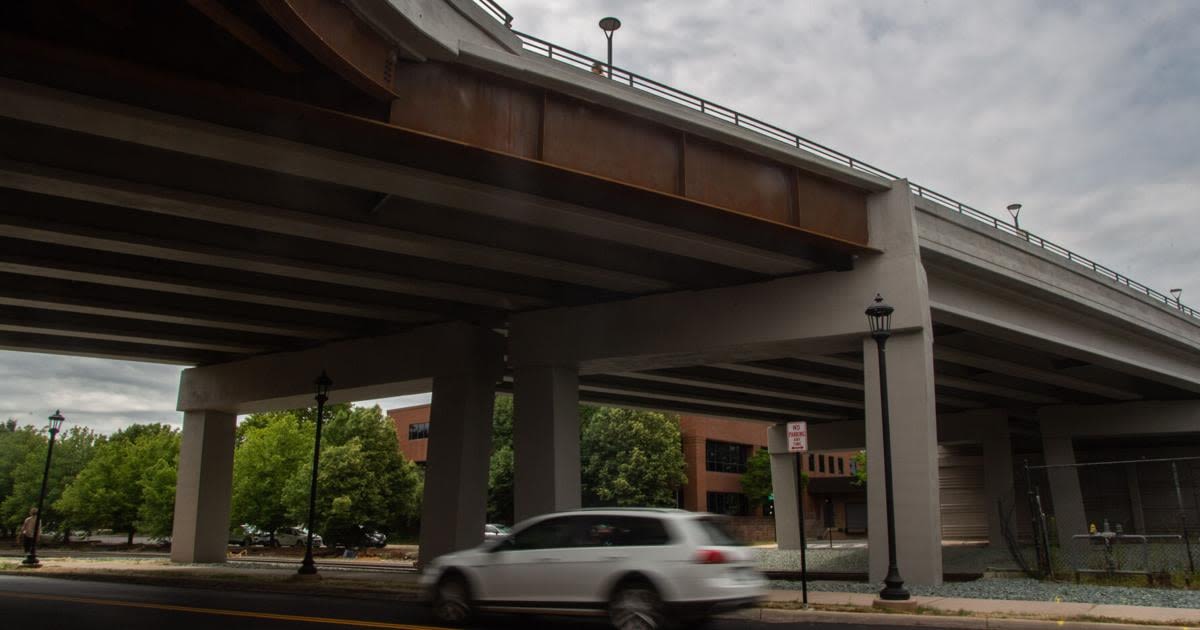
left=1170, top=288, right=1182, bottom=309
left=598, top=17, right=621, bottom=79
left=865, top=294, right=910, bottom=601
left=22, top=409, right=65, bottom=568
left=298, top=371, right=332, bottom=576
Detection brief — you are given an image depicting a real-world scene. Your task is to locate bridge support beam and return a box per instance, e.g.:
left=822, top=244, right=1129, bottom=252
left=170, top=410, right=236, bottom=564
left=1041, top=436, right=1087, bottom=549
left=865, top=330, right=943, bottom=586
left=513, top=364, right=581, bottom=522
left=419, top=368, right=497, bottom=566
left=767, top=423, right=805, bottom=550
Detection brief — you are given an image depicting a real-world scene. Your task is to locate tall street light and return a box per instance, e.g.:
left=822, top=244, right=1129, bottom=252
left=1171, top=288, right=1182, bottom=308
left=22, top=409, right=65, bottom=568
left=865, top=295, right=910, bottom=601
left=298, top=371, right=332, bottom=576
left=1006, top=203, right=1022, bottom=232
left=598, top=17, right=621, bottom=79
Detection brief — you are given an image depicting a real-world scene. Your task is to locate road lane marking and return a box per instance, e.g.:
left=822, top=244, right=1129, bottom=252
left=0, top=590, right=446, bottom=629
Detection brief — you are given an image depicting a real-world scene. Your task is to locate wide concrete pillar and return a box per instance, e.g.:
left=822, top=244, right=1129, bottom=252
left=1042, top=436, right=1087, bottom=546
left=864, top=329, right=942, bottom=586
left=171, top=410, right=236, bottom=563
left=767, top=423, right=803, bottom=550
left=981, top=411, right=1015, bottom=548
left=513, top=364, right=580, bottom=522
left=418, top=368, right=497, bottom=566
left=1125, top=463, right=1146, bottom=534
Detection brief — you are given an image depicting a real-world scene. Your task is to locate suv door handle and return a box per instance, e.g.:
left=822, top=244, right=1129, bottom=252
left=536, top=557, right=558, bottom=562
left=603, top=555, right=629, bottom=560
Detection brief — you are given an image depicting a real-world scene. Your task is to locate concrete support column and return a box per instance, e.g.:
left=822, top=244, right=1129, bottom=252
left=419, top=368, right=497, bottom=566
left=513, top=364, right=580, bottom=522
left=1042, top=436, right=1087, bottom=545
left=1125, top=464, right=1146, bottom=534
left=864, top=330, right=943, bottom=586
left=981, top=412, right=1015, bottom=548
left=171, top=410, right=236, bottom=563
left=767, top=423, right=803, bottom=550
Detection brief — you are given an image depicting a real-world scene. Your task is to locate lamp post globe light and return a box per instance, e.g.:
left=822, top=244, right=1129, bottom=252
left=865, top=295, right=910, bottom=601
left=22, top=409, right=66, bottom=568
left=598, top=16, right=621, bottom=79
left=298, top=371, right=332, bottom=576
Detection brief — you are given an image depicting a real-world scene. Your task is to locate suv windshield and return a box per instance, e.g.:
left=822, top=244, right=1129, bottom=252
left=693, top=517, right=745, bottom=546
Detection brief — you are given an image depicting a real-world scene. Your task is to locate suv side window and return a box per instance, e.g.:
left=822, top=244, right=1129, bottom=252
left=572, top=516, right=671, bottom=547
left=508, top=517, right=574, bottom=551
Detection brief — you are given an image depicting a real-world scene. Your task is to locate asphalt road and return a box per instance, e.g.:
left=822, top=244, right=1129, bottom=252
left=0, top=574, right=958, bottom=629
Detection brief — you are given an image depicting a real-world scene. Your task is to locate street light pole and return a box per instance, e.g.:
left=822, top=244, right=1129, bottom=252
left=298, top=371, right=332, bottom=576
left=1006, top=203, right=1022, bottom=233
left=865, top=295, right=910, bottom=601
left=22, top=410, right=65, bottom=568
left=598, top=17, right=621, bottom=79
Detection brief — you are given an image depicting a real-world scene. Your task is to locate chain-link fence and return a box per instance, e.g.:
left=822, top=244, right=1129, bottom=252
left=1016, top=455, right=1200, bottom=583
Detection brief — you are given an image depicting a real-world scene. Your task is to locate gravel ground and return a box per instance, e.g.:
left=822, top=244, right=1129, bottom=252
left=755, top=545, right=1023, bottom=573
left=770, top=577, right=1200, bottom=609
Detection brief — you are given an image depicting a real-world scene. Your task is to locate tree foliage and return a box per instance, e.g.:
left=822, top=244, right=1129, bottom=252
left=2, top=425, right=101, bottom=538
left=580, top=406, right=687, bottom=508
left=230, top=412, right=312, bottom=542
left=55, top=424, right=178, bottom=542
left=740, top=449, right=773, bottom=508
left=486, top=396, right=514, bottom=524
left=850, top=450, right=867, bottom=486
left=239, top=404, right=422, bottom=545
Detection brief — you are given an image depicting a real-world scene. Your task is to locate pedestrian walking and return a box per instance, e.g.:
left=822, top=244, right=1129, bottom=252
left=19, top=507, right=39, bottom=554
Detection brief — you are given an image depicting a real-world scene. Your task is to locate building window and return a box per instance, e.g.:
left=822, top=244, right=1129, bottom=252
left=818, top=454, right=825, bottom=473
left=408, top=422, right=429, bottom=440
left=706, top=492, right=749, bottom=516
left=838, top=457, right=845, bottom=475
left=705, top=440, right=751, bottom=473
left=808, top=453, right=815, bottom=471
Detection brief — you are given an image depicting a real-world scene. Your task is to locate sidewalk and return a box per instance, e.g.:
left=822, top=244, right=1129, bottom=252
left=4, top=556, right=1200, bottom=628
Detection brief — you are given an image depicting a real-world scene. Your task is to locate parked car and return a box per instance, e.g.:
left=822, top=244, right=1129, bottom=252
left=328, top=524, right=387, bottom=549
left=229, top=524, right=268, bottom=547
left=483, top=523, right=510, bottom=539
left=275, top=526, right=323, bottom=548
left=421, top=508, right=765, bottom=629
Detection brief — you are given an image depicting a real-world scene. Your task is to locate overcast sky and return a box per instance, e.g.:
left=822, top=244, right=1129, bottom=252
left=2, top=0, right=1196, bottom=434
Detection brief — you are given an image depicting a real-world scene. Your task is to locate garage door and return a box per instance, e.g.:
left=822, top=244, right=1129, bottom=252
left=939, top=444, right=988, bottom=540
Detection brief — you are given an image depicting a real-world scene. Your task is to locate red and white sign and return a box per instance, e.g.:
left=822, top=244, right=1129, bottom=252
left=786, top=421, right=808, bottom=453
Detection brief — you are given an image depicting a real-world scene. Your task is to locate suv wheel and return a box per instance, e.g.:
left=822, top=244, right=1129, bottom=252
left=609, top=580, right=665, bottom=630
left=432, top=574, right=472, bottom=625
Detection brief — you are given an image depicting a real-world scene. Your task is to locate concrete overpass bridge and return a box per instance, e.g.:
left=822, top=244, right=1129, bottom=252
left=1, top=0, right=1196, bottom=585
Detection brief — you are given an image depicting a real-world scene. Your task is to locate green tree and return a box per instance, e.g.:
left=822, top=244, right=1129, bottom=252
left=0, top=423, right=44, bottom=536
left=850, top=450, right=867, bottom=487
left=261, top=404, right=422, bottom=545
left=1, top=426, right=101, bottom=539
left=486, top=396, right=514, bottom=524
left=56, top=424, right=178, bottom=543
left=740, top=449, right=773, bottom=509
left=580, top=407, right=687, bottom=507
left=230, top=413, right=312, bottom=543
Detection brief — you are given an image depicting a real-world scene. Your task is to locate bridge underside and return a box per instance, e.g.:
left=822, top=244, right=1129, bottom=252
left=2, top=0, right=1198, bottom=588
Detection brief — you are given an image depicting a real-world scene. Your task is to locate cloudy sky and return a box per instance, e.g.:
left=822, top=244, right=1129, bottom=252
left=2, top=0, right=1197, bottom=434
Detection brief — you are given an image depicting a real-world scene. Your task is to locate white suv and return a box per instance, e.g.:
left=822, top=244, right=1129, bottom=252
left=421, top=508, right=765, bottom=629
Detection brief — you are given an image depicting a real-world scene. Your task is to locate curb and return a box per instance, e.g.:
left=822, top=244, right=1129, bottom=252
left=728, top=606, right=1197, bottom=629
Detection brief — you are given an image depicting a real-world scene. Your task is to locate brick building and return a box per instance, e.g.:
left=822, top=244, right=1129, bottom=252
left=679, top=415, right=865, bottom=539
left=388, top=404, right=864, bottom=539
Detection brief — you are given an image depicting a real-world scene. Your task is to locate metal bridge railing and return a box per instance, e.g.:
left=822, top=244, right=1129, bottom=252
left=471, top=0, right=513, bottom=27
left=471, top=3, right=1198, bottom=322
